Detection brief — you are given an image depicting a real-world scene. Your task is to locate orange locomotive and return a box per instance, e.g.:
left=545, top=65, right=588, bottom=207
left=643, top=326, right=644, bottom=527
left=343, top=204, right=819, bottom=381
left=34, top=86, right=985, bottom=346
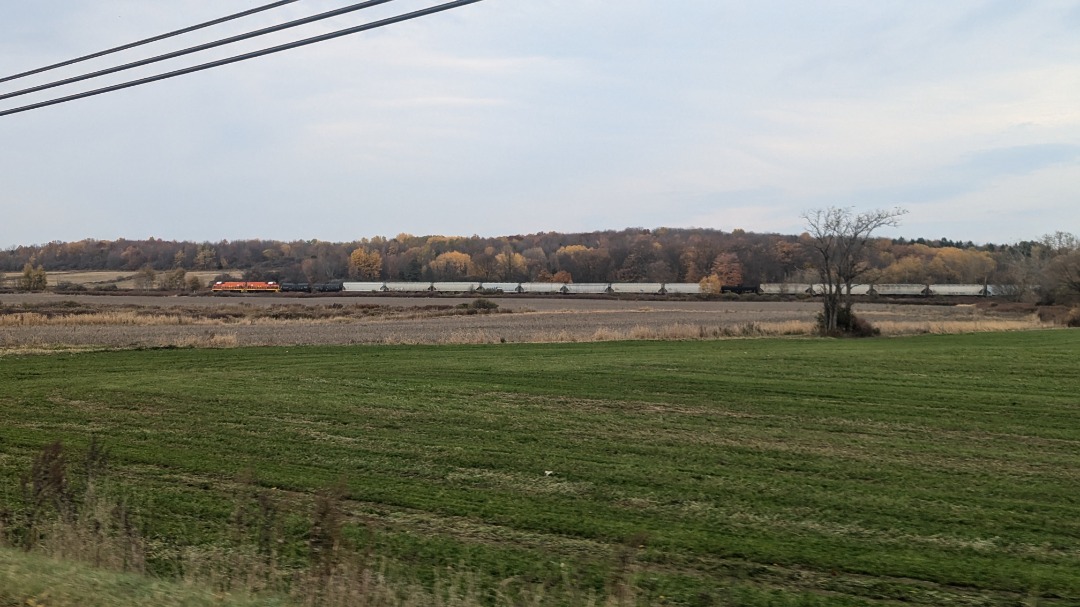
left=210, top=281, right=281, bottom=293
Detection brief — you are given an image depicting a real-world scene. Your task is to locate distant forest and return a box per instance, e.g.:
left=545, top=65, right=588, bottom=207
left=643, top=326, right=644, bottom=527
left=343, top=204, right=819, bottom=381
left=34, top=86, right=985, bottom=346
left=0, top=227, right=1073, bottom=292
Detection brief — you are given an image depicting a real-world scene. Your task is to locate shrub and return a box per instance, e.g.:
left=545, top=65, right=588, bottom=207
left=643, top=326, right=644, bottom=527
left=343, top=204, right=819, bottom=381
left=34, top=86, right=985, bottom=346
left=1068, top=306, right=1080, bottom=328
left=816, top=307, right=880, bottom=337
left=458, top=298, right=499, bottom=312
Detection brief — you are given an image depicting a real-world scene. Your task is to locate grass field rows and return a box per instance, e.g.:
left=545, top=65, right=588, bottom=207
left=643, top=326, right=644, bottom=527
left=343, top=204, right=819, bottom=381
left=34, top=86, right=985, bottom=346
left=0, top=330, right=1078, bottom=605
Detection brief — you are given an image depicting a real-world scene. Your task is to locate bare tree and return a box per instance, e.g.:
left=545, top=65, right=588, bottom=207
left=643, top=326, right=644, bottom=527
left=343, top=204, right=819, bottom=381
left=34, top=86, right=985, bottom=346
left=1042, top=232, right=1080, bottom=303
left=803, top=206, right=907, bottom=334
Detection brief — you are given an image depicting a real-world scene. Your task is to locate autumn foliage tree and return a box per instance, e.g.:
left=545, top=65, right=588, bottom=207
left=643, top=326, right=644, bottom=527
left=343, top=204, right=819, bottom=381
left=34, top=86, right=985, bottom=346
left=18, top=263, right=48, bottom=291
left=876, top=244, right=995, bottom=285
left=427, top=251, right=473, bottom=280
left=710, top=252, right=743, bottom=286
left=348, top=248, right=383, bottom=280
left=494, top=249, right=528, bottom=281
left=699, top=253, right=745, bottom=294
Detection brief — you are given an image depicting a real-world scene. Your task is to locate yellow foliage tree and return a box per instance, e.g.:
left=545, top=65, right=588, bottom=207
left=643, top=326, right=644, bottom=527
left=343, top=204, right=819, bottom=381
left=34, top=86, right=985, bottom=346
left=19, top=263, right=48, bottom=291
left=698, top=274, right=723, bottom=294
left=494, top=250, right=527, bottom=281
left=349, top=248, right=383, bottom=280
left=879, top=246, right=995, bottom=284
left=878, top=255, right=928, bottom=283
left=932, top=247, right=995, bottom=283
left=428, top=251, right=474, bottom=280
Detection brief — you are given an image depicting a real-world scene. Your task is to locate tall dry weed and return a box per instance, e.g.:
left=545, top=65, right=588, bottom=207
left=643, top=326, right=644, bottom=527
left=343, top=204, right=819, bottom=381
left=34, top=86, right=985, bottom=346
left=3, top=440, right=145, bottom=573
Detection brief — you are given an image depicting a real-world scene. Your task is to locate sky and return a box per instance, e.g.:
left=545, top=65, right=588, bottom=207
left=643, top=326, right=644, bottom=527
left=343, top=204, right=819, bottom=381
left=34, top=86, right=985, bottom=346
left=1, top=0, right=1079, bottom=248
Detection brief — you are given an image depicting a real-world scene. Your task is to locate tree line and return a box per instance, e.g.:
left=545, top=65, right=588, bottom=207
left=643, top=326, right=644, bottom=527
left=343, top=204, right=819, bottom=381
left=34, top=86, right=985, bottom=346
left=2, top=226, right=1078, bottom=304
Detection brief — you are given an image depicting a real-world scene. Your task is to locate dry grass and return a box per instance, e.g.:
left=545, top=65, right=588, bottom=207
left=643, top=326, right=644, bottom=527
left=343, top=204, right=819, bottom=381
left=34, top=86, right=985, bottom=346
left=0, top=311, right=190, bottom=326
left=583, top=321, right=816, bottom=342
left=873, top=315, right=1050, bottom=335
left=0, top=298, right=1062, bottom=351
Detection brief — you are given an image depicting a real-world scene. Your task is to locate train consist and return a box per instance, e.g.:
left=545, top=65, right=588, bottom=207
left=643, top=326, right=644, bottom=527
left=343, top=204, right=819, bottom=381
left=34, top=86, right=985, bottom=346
left=211, top=280, right=995, bottom=297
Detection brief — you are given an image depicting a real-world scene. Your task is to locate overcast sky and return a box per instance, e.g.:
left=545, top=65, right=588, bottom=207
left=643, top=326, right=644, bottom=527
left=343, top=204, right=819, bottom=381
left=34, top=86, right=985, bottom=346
left=1, top=0, right=1078, bottom=248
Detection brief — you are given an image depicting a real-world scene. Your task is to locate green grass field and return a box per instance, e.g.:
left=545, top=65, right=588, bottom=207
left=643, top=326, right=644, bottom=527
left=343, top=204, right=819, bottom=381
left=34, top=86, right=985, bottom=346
left=1, top=331, right=1078, bottom=605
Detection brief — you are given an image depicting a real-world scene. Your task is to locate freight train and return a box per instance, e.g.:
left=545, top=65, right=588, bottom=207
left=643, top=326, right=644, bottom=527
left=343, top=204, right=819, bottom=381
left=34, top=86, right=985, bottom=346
left=210, top=280, right=997, bottom=297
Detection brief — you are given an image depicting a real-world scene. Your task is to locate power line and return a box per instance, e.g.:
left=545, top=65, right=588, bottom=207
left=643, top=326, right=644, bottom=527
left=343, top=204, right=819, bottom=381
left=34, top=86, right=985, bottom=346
left=1, top=0, right=399, bottom=103
left=0, top=0, right=484, bottom=118
left=0, top=0, right=303, bottom=85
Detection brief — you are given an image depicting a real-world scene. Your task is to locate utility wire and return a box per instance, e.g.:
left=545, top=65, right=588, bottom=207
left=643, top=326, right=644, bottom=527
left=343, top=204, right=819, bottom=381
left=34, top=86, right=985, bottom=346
left=1, top=0, right=399, bottom=103
left=0, top=0, right=303, bottom=85
left=0, top=0, right=484, bottom=118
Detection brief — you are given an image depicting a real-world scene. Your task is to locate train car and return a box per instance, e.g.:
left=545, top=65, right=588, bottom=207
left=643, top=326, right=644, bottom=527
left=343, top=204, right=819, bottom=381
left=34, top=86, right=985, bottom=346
left=663, top=283, right=702, bottom=295
left=873, top=284, right=930, bottom=297
left=211, top=281, right=281, bottom=293
left=610, top=283, right=664, bottom=295
left=384, top=282, right=432, bottom=293
left=564, top=283, right=612, bottom=295
left=342, top=282, right=387, bottom=293
left=432, top=282, right=478, bottom=293
left=927, top=284, right=987, bottom=296
left=721, top=284, right=762, bottom=294
left=476, top=282, right=523, bottom=293
left=520, top=282, right=569, bottom=294
left=759, top=283, right=814, bottom=295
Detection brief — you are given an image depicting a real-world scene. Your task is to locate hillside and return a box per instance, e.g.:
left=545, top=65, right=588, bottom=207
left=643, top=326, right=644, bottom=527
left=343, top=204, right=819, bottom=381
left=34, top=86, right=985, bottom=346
left=0, top=228, right=1057, bottom=288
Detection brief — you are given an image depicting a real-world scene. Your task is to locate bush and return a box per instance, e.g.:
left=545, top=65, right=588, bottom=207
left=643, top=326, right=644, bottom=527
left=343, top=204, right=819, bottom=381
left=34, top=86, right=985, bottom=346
left=817, top=307, right=880, bottom=337
left=55, top=282, right=86, bottom=292
left=1068, top=306, right=1080, bottom=328
left=458, top=298, right=499, bottom=312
